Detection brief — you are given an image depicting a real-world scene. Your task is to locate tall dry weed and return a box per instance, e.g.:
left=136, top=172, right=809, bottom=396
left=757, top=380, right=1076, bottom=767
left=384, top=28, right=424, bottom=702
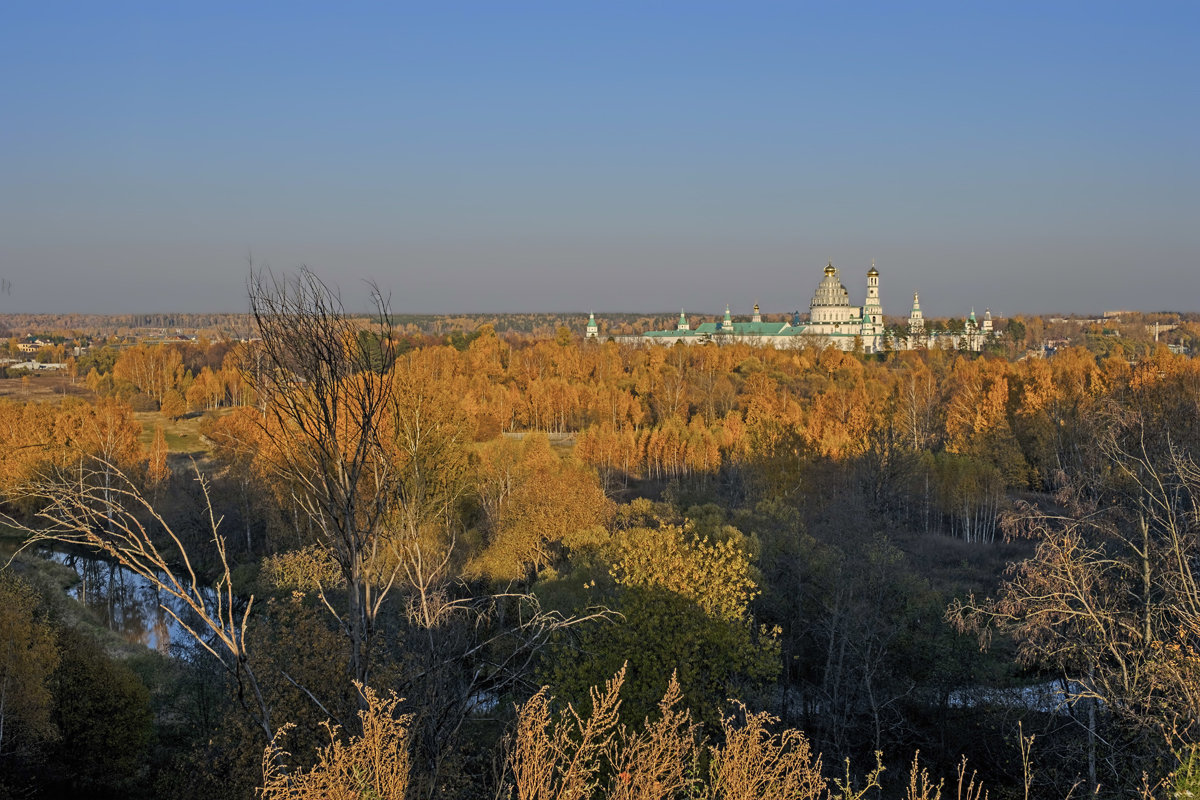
left=260, top=684, right=411, bottom=800
left=604, top=672, right=699, bottom=800
left=706, top=702, right=827, bottom=800
left=508, top=666, right=625, bottom=800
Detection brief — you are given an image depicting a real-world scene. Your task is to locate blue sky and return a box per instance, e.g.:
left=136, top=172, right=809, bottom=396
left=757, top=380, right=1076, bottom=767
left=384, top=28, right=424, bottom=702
left=1, top=2, right=1197, bottom=316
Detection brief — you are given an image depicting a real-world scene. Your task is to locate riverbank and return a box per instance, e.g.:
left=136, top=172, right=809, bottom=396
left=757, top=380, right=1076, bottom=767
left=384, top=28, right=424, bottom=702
left=1, top=539, right=181, bottom=661
left=1, top=541, right=80, bottom=591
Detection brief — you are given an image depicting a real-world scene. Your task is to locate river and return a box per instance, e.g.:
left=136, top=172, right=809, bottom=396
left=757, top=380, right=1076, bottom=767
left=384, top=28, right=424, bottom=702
left=2, top=539, right=218, bottom=657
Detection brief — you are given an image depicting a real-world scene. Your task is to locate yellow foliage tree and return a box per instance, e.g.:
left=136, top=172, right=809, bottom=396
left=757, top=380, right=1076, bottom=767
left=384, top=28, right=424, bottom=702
left=611, top=523, right=758, bottom=624
left=0, top=572, right=60, bottom=754
left=147, top=425, right=169, bottom=485
left=471, top=435, right=612, bottom=580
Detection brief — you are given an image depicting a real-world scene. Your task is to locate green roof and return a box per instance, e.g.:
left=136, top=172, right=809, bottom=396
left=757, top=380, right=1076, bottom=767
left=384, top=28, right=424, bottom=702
left=640, top=320, right=875, bottom=340
left=737, top=322, right=790, bottom=335
left=677, top=321, right=793, bottom=335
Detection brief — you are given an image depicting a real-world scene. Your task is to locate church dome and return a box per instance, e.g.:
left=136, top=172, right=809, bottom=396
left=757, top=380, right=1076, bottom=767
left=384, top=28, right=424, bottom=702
left=811, top=264, right=851, bottom=308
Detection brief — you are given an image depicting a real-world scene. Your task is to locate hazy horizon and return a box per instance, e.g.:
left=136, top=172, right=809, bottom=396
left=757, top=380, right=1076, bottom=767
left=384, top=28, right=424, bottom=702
left=2, top=2, right=1197, bottom=318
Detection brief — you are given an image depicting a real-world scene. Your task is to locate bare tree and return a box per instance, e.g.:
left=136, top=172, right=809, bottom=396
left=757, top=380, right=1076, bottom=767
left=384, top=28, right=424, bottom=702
left=247, top=266, right=401, bottom=689
left=950, top=415, right=1200, bottom=786
left=247, top=268, right=613, bottom=793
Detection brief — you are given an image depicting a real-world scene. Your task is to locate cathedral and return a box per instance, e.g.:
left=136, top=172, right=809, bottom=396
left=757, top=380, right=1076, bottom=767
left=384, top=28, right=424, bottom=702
left=588, top=261, right=994, bottom=353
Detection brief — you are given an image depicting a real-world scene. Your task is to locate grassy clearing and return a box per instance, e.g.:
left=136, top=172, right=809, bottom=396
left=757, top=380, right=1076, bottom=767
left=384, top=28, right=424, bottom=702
left=0, top=374, right=91, bottom=401
left=134, top=409, right=225, bottom=456
left=891, top=525, right=1034, bottom=598
left=499, top=430, right=578, bottom=456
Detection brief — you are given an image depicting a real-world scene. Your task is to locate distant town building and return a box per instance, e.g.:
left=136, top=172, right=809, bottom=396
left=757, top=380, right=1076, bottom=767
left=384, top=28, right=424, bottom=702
left=16, top=338, right=50, bottom=354
left=9, top=361, right=67, bottom=371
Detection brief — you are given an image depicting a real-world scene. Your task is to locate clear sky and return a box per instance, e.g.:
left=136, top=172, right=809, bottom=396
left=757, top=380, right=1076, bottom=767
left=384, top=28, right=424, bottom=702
left=1, top=1, right=1197, bottom=317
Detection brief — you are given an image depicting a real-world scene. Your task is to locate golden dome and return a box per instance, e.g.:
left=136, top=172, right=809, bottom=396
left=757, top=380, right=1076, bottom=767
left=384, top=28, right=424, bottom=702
left=824, top=262, right=836, bottom=276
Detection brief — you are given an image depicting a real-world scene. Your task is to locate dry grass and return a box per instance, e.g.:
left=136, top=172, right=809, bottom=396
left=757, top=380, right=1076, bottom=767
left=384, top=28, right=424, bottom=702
left=606, top=674, right=697, bottom=800
left=0, top=374, right=90, bottom=401
left=708, top=703, right=829, bottom=800
left=508, top=666, right=627, bottom=800
left=503, top=667, right=864, bottom=800
left=260, top=684, right=412, bottom=800
left=246, top=666, right=1179, bottom=799
left=498, top=669, right=1051, bottom=799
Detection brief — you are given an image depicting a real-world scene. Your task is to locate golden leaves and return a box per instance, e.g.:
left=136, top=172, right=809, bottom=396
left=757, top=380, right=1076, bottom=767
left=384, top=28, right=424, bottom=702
left=610, top=524, right=758, bottom=624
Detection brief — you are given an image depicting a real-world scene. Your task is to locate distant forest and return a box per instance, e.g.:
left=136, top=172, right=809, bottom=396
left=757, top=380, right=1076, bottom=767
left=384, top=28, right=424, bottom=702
left=0, top=311, right=681, bottom=340
left=3, top=308, right=1199, bottom=345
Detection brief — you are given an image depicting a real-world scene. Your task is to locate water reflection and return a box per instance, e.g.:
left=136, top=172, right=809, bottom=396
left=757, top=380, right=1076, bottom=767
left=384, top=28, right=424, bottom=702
left=2, top=542, right=238, bottom=659
left=26, top=546, right=222, bottom=657
left=57, top=552, right=179, bottom=654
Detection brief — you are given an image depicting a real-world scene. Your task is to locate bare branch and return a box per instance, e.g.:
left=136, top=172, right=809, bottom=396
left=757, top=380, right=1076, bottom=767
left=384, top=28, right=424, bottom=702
left=3, top=456, right=275, bottom=740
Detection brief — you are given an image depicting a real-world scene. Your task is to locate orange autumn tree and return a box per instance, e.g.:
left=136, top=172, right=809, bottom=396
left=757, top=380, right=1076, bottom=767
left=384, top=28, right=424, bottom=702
left=0, top=397, right=144, bottom=514
left=112, top=343, right=184, bottom=404
left=470, top=434, right=612, bottom=581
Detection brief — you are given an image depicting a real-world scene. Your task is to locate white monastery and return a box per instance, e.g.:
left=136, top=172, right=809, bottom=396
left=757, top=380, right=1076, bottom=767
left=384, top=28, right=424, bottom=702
left=587, top=261, right=994, bottom=353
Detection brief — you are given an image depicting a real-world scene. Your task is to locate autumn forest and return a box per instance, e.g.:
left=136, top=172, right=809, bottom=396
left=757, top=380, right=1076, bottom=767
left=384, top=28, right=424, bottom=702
left=3, top=271, right=1200, bottom=799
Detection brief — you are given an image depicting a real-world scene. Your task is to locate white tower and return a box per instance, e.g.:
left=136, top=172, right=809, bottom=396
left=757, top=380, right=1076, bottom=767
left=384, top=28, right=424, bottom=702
left=585, top=311, right=598, bottom=339
left=909, top=292, right=925, bottom=336
left=864, top=262, right=881, bottom=321
left=721, top=305, right=733, bottom=333
left=752, top=303, right=762, bottom=323
left=677, top=309, right=689, bottom=331
left=863, top=261, right=883, bottom=348
left=983, top=308, right=993, bottom=335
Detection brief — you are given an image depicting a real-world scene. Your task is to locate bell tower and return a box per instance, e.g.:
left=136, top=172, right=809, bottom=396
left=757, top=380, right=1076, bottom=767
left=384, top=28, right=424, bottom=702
left=864, top=261, right=882, bottom=326
left=909, top=292, right=924, bottom=335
